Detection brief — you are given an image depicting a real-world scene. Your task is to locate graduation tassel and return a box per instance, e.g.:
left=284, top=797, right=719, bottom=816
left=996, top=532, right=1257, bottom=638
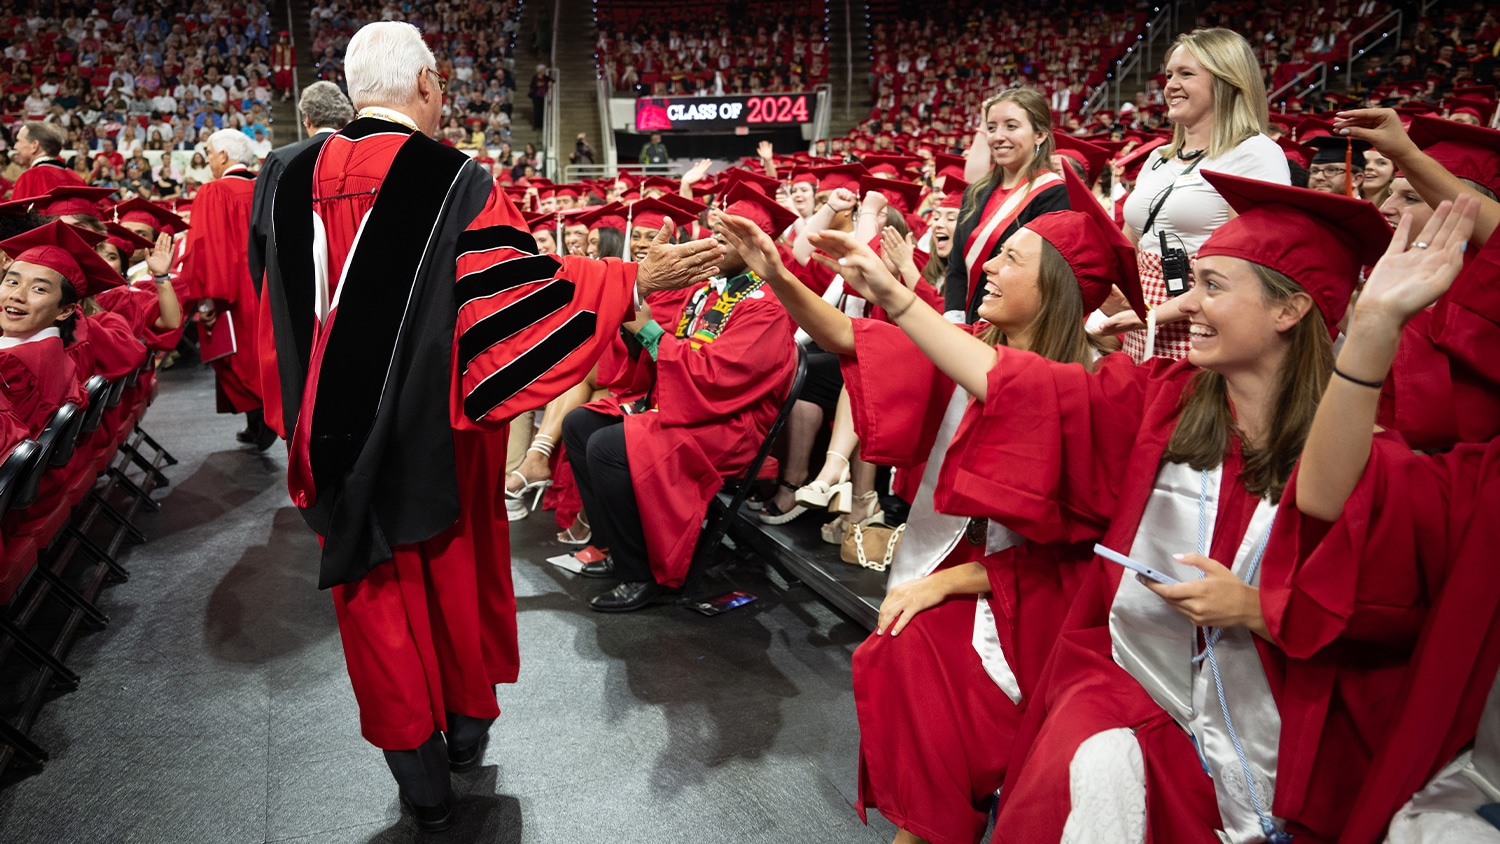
left=1344, top=135, right=1355, bottom=198
left=622, top=202, right=633, bottom=260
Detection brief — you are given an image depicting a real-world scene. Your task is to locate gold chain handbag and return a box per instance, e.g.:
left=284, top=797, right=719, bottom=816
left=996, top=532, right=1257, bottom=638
left=840, top=521, right=906, bottom=571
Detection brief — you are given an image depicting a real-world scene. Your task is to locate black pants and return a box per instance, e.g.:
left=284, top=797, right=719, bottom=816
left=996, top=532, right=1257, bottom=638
left=531, top=95, right=545, bottom=128
left=381, top=711, right=493, bottom=806
left=562, top=407, right=654, bottom=584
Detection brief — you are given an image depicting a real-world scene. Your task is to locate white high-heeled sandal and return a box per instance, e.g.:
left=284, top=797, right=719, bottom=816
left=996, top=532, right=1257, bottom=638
left=506, top=435, right=556, bottom=514
left=795, top=451, right=853, bottom=512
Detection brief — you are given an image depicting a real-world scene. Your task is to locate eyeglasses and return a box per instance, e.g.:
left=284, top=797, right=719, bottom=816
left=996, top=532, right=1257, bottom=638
left=425, top=67, right=448, bottom=94
left=1307, top=166, right=1356, bottom=179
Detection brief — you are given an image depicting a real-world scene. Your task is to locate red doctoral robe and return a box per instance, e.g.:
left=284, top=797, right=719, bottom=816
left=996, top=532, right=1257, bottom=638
left=842, top=319, right=1094, bottom=844
left=280, top=118, right=636, bottom=750
left=10, top=158, right=84, bottom=202
left=935, top=350, right=1409, bottom=842
left=178, top=166, right=263, bottom=413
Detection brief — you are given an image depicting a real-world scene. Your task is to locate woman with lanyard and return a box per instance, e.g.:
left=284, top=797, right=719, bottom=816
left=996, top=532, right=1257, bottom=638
left=820, top=172, right=1395, bottom=842
left=1110, top=28, right=1289, bottom=362
left=942, top=88, right=1069, bottom=325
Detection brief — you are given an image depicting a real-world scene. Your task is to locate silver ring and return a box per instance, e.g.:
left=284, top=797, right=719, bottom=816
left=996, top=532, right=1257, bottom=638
left=1413, top=241, right=1430, bottom=249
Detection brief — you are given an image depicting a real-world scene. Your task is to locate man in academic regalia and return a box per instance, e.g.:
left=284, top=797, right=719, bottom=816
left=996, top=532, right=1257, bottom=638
left=562, top=183, right=799, bottom=612
left=178, top=128, right=272, bottom=449
left=263, top=22, right=722, bottom=831
left=248, top=81, right=354, bottom=439
left=10, top=122, right=84, bottom=202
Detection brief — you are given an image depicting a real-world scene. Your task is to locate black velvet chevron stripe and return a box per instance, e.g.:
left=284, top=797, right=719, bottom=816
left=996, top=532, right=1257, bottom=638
left=456, top=225, right=537, bottom=258
left=455, top=254, right=561, bottom=307
left=463, top=311, right=597, bottom=422
left=457, top=280, right=574, bottom=369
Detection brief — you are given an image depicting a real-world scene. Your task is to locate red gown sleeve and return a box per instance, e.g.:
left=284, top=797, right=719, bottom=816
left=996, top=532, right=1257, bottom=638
left=935, top=348, right=1155, bottom=544
left=452, top=186, right=637, bottom=430
left=80, top=311, right=148, bottom=378
left=840, top=317, right=950, bottom=467
left=1263, top=432, right=1455, bottom=658
left=654, top=292, right=794, bottom=426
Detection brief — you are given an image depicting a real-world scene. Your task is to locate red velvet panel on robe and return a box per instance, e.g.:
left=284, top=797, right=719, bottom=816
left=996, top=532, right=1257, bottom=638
left=623, top=287, right=795, bottom=587
left=10, top=161, right=84, bottom=202
left=1267, top=437, right=1500, bottom=844
left=179, top=171, right=263, bottom=413
left=256, top=281, right=284, bottom=437
left=294, top=125, right=638, bottom=750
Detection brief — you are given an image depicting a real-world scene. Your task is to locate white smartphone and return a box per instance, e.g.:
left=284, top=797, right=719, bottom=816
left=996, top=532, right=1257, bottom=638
left=1094, top=543, right=1180, bottom=585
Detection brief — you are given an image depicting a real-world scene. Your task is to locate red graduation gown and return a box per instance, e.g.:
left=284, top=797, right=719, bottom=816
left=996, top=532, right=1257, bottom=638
left=622, top=282, right=796, bottom=586
left=936, top=349, right=1398, bottom=842
left=10, top=159, right=84, bottom=202
left=95, top=280, right=185, bottom=351
left=0, top=335, right=84, bottom=435
left=293, top=124, right=636, bottom=750
left=69, top=312, right=148, bottom=380
left=1268, top=436, right=1500, bottom=844
left=178, top=168, right=263, bottom=413
left=841, top=319, right=1094, bottom=843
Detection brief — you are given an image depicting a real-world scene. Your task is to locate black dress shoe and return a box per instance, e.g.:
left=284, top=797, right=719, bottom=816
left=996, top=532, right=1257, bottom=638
left=399, top=795, right=453, bottom=833
left=578, top=557, right=615, bottom=579
left=252, top=421, right=279, bottom=452
left=590, top=580, right=670, bottom=613
left=448, top=733, right=488, bottom=773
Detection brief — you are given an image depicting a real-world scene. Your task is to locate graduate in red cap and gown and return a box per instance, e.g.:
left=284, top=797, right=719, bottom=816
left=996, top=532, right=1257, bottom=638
left=717, top=167, right=1148, bottom=844
left=561, top=184, right=797, bottom=612
left=828, top=172, right=1405, bottom=843
left=261, top=21, right=722, bottom=829
left=92, top=222, right=185, bottom=351
left=177, top=129, right=271, bottom=447
left=271, top=31, right=296, bottom=101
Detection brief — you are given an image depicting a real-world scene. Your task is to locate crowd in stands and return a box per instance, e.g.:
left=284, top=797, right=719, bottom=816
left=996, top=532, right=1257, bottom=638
left=0, top=1, right=286, bottom=203
left=306, top=0, right=527, bottom=162
left=596, top=0, right=829, bottom=95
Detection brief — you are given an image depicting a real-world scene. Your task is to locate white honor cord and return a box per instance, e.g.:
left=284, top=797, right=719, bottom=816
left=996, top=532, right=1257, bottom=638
left=1144, top=307, right=1157, bottom=360
left=1190, top=469, right=1290, bottom=843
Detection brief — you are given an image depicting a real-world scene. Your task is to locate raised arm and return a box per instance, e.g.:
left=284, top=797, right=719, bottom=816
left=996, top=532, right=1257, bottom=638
left=710, top=210, right=854, bottom=354
left=793, top=187, right=855, bottom=265
left=808, top=229, right=997, bottom=398
left=1296, top=197, right=1478, bottom=521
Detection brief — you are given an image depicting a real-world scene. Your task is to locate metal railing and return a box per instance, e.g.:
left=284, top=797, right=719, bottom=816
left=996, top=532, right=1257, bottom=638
left=1269, top=61, right=1328, bottom=105
left=596, top=76, right=617, bottom=174
left=1345, top=8, right=1402, bottom=86
left=1085, top=2, right=1175, bottom=118
left=288, top=0, right=303, bottom=141
left=564, top=162, right=681, bottom=182
left=541, top=65, right=560, bottom=180
left=843, top=0, right=853, bottom=122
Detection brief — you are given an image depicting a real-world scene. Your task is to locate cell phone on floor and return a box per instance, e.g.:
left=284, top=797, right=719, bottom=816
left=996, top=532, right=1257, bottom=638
left=1093, top=544, right=1180, bottom=585
left=689, top=591, right=757, bottom=616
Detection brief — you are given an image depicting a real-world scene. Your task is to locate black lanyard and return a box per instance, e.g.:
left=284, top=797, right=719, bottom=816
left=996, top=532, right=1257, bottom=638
left=1141, top=153, right=1204, bottom=237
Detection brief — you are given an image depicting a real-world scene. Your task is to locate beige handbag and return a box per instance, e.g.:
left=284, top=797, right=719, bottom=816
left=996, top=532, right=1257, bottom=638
left=840, top=521, right=906, bottom=571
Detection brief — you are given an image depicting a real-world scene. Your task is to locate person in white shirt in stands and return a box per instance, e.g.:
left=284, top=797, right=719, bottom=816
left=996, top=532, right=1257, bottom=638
left=1098, top=28, right=1291, bottom=362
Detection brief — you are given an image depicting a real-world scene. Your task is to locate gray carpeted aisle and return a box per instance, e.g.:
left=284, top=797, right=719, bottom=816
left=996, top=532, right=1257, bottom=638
left=0, top=364, right=896, bottom=843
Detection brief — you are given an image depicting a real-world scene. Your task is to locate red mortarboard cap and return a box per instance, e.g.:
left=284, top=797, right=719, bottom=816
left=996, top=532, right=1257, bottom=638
left=112, top=197, right=187, bottom=235
left=860, top=153, right=922, bottom=178
left=1053, top=133, right=1110, bottom=183
left=722, top=181, right=798, bottom=237
left=932, top=152, right=967, bottom=183
left=858, top=175, right=922, bottom=214
left=24, top=185, right=117, bottom=218
left=1024, top=166, right=1145, bottom=319
left=808, top=162, right=868, bottom=194
left=627, top=197, right=701, bottom=232
left=640, top=176, right=681, bottom=195
left=0, top=220, right=125, bottom=297
left=105, top=221, right=153, bottom=256
left=553, top=185, right=582, bottom=199
left=1115, top=138, right=1168, bottom=181
left=523, top=212, right=554, bottom=234
left=1408, top=114, right=1500, bottom=196
left=1297, top=116, right=1336, bottom=141
left=1446, top=93, right=1497, bottom=125
left=1393, top=102, right=1439, bottom=118
left=1275, top=135, right=1317, bottom=168
left=790, top=168, right=819, bottom=186
left=938, top=176, right=968, bottom=209
left=577, top=202, right=628, bottom=231
left=655, top=192, right=710, bottom=223
left=720, top=167, right=781, bottom=196
left=1199, top=171, right=1391, bottom=335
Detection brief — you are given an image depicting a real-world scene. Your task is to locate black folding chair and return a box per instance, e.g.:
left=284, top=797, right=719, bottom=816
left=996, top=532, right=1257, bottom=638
left=62, top=377, right=132, bottom=582
left=679, top=344, right=808, bottom=604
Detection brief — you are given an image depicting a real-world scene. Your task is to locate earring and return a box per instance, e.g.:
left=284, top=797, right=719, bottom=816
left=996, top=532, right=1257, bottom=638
left=1035, top=143, right=1041, bottom=153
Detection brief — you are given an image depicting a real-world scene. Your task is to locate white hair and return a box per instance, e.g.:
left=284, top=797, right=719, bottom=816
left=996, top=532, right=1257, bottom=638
left=345, top=22, right=436, bottom=109
left=207, top=128, right=258, bottom=166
